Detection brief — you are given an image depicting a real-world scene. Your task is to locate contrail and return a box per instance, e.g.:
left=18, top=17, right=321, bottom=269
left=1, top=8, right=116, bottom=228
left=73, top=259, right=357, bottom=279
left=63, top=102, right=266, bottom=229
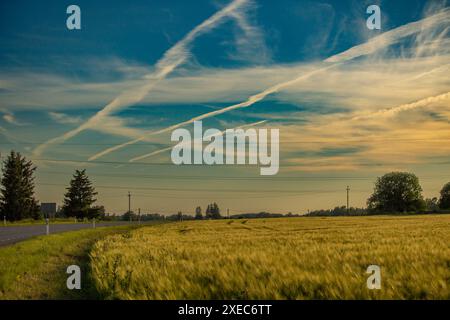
left=406, top=64, right=450, bottom=82
left=88, top=65, right=336, bottom=161
left=89, top=8, right=450, bottom=161
left=129, top=120, right=267, bottom=162
left=324, top=9, right=450, bottom=63
left=350, top=91, right=450, bottom=121
left=32, top=0, right=250, bottom=157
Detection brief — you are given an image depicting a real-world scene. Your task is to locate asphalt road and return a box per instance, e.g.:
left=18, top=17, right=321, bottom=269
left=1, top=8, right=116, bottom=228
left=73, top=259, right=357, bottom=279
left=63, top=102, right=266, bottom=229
left=0, top=221, right=141, bottom=247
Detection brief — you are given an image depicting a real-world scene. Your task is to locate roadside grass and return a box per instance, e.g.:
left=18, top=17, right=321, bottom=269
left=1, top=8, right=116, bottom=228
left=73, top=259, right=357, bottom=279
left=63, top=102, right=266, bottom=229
left=1, top=218, right=75, bottom=227
left=90, top=215, right=450, bottom=299
left=0, top=218, right=120, bottom=227
left=0, top=224, right=163, bottom=299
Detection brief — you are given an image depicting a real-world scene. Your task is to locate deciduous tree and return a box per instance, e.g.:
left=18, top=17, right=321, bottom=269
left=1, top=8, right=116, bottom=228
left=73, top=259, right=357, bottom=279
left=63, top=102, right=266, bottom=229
left=367, top=172, right=425, bottom=213
left=439, top=182, right=450, bottom=210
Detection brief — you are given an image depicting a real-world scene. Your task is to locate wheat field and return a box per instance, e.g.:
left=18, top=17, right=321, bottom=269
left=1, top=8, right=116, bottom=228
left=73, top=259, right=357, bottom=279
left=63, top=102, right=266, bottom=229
left=89, top=215, right=450, bottom=299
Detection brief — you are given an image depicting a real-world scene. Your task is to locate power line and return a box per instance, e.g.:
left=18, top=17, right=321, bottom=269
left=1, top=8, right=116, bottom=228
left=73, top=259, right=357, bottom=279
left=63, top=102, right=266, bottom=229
left=37, top=181, right=371, bottom=194
left=27, top=157, right=450, bottom=167
left=97, top=192, right=361, bottom=200
left=346, top=186, right=350, bottom=213
left=35, top=170, right=449, bottom=181
left=93, top=189, right=373, bottom=200
left=128, top=191, right=131, bottom=219
left=1, top=137, right=450, bottom=146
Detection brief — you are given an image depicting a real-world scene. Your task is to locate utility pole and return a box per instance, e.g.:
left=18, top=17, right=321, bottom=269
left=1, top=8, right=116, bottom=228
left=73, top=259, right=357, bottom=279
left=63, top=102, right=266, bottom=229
left=128, top=191, right=131, bottom=222
left=227, top=208, right=229, bottom=219
left=346, top=186, right=350, bottom=214
left=138, top=208, right=141, bottom=225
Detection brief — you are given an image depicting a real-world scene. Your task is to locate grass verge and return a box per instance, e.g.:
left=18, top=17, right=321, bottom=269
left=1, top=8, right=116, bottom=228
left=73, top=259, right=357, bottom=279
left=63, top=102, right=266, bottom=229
left=0, top=224, right=156, bottom=299
left=0, top=218, right=121, bottom=227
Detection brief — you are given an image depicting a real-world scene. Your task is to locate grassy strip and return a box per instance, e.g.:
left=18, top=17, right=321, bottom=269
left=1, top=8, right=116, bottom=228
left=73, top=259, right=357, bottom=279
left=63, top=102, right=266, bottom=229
left=0, top=224, right=155, bottom=299
left=0, top=218, right=122, bottom=227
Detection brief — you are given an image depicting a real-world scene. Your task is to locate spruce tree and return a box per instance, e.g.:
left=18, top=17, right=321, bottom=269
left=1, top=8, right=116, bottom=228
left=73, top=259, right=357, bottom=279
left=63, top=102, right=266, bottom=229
left=63, top=169, right=98, bottom=219
left=195, top=206, right=203, bottom=219
left=205, top=204, right=211, bottom=219
left=0, top=151, right=40, bottom=221
left=211, top=202, right=221, bottom=219
left=204, top=203, right=221, bottom=219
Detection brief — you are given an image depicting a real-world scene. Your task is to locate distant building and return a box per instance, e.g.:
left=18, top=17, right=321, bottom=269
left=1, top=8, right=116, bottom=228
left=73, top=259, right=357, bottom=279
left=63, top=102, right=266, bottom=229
left=41, top=203, right=57, bottom=218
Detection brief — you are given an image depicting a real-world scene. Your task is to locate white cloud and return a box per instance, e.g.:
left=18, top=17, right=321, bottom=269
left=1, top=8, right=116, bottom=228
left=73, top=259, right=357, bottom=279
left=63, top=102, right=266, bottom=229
left=48, top=112, right=82, bottom=125
left=129, top=119, right=267, bottom=162
left=32, top=0, right=257, bottom=157
left=1, top=109, right=26, bottom=126
left=88, top=7, right=450, bottom=161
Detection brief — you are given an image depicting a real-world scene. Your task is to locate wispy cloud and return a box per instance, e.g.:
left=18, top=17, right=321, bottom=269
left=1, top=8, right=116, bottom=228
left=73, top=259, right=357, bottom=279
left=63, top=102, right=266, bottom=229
left=350, top=92, right=450, bottom=121
left=0, top=125, right=19, bottom=143
left=226, top=1, right=271, bottom=64
left=277, top=91, right=450, bottom=172
left=89, top=8, right=450, bottom=162
left=1, top=109, right=26, bottom=126
left=32, top=0, right=253, bottom=157
left=325, top=8, right=449, bottom=63
left=129, top=120, right=267, bottom=162
left=48, top=112, right=82, bottom=125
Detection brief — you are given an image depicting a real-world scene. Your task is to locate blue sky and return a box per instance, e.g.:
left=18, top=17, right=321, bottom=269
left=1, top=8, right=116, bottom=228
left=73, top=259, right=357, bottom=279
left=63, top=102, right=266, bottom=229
left=0, top=0, right=431, bottom=66
left=0, top=0, right=449, bottom=214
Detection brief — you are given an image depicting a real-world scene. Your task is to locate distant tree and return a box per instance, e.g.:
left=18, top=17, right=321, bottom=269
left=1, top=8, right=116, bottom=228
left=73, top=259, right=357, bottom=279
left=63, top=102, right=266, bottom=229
left=305, top=207, right=367, bottom=216
left=367, top=172, right=425, bottom=213
left=0, top=151, right=40, bottom=221
left=209, top=202, right=221, bottom=219
left=425, top=197, right=439, bottom=212
left=89, top=205, right=105, bottom=219
left=195, top=206, right=203, bottom=219
left=177, top=211, right=183, bottom=221
left=439, top=182, right=450, bottom=210
left=214, top=202, right=221, bottom=219
left=205, top=204, right=212, bottom=219
left=62, top=169, right=98, bottom=219
left=122, top=210, right=136, bottom=221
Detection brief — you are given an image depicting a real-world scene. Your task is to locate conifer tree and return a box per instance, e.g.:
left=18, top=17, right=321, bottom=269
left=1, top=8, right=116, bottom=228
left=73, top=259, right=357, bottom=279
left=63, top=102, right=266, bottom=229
left=195, top=206, right=203, bottom=219
left=63, top=169, right=98, bottom=219
left=0, top=151, right=40, bottom=221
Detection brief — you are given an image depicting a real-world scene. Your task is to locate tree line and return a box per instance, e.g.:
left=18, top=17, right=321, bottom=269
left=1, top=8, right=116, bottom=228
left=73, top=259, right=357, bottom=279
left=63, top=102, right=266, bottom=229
left=0, top=151, right=102, bottom=221
left=367, top=172, right=449, bottom=213
left=193, top=203, right=221, bottom=220
left=0, top=151, right=226, bottom=222
left=1, top=151, right=449, bottom=221
left=306, top=172, right=450, bottom=216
